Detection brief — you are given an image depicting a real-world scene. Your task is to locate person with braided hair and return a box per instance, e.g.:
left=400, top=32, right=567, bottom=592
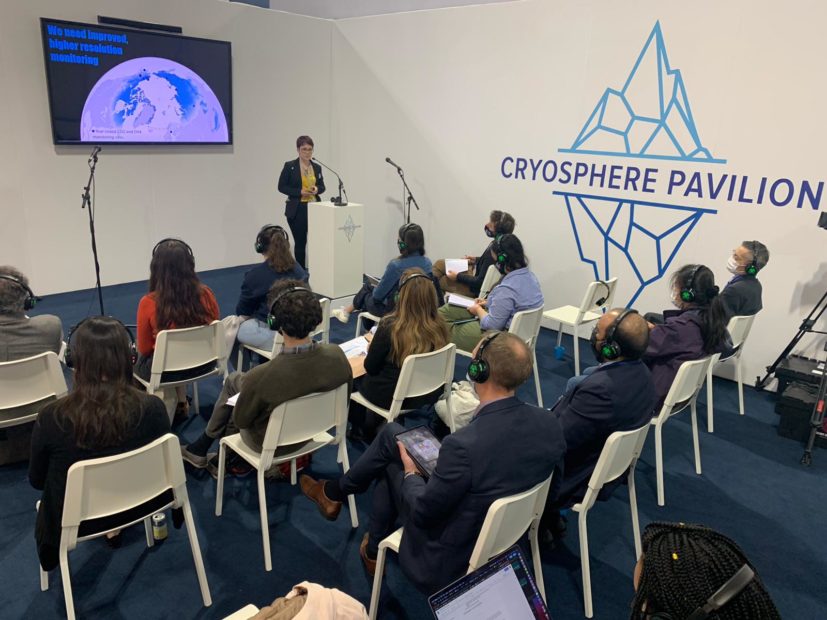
left=631, top=522, right=781, bottom=619
left=643, top=264, right=731, bottom=409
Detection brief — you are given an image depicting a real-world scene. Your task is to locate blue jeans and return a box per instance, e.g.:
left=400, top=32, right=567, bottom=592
left=237, top=318, right=275, bottom=351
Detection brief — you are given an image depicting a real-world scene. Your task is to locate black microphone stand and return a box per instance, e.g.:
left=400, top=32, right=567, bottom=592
left=313, top=158, right=348, bottom=206
left=80, top=146, right=105, bottom=315
left=396, top=168, right=420, bottom=224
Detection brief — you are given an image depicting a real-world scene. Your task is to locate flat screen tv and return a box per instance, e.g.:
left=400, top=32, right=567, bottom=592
left=40, top=18, right=232, bottom=145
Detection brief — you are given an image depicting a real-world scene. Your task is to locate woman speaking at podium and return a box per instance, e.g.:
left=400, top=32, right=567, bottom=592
left=277, top=135, right=325, bottom=270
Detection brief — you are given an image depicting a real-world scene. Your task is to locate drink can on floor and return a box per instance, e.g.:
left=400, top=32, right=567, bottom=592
left=152, top=513, right=168, bottom=541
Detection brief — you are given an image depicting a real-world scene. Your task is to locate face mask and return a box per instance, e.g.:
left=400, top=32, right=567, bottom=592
left=484, top=226, right=495, bottom=238
left=670, top=289, right=682, bottom=308
left=726, top=255, right=741, bottom=274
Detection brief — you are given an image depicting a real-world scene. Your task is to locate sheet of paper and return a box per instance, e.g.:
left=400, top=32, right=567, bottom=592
left=226, top=393, right=240, bottom=407
left=447, top=293, right=475, bottom=309
left=339, top=336, right=369, bottom=358
left=445, top=258, right=469, bottom=274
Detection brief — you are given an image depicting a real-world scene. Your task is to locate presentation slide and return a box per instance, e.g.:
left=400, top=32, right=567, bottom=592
left=40, top=18, right=232, bottom=144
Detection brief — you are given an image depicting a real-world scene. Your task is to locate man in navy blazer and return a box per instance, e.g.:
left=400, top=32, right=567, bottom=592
left=541, top=308, right=655, bottom=541
left=301, top=332, right=566, bottom=594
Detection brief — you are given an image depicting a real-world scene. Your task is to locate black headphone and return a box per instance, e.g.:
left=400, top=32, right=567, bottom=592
left=397, top=223, right=418, bottom=252
left=467, top=332, right=500, bottom=384
left=65, top=317, right=137, bottom=369
left=595, top=309, right=637, bottom=362
left=0, top=274, right=40, bottom=311
left=152, top=238, right=194, bottom=258
left=255, top=225, right=289, bottom=254
left=266, top=286, right=311, bottom=331
left=594, top=280, right=611, bottom=307
left=679, top=265, right=702, bottom=303
left=493, top=237, right=509, bottom=274
left=644, top=564, right=755, bottom=620
left=744, top=241, right=759, bottom=276
left=394, top=272, right=432, bottom=303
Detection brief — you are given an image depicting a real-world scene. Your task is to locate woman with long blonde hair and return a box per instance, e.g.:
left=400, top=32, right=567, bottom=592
left=349, top=267, right=449, bottom=442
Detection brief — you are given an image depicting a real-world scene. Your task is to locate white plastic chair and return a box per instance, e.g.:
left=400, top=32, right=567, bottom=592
left=215, top=384, right=358, bottom=571
left=0, top=351, right=67, bottom=429
left=222, top=604, right=260, bottom=619
left=368, top=475, right=552, bottom=619
left=509, top=306, right=546, bottom=407
left=237, top=298, right=331, bottom=370
left=543, top=278, right=618, bottom=375
left=38, top=434, right=211, bottom=620
left=650, top=356, right=714, bottom=506
left=571, top=424, right=651, bottom=618
left=478, top=264, right=501, bottom=299
left=355, top=311, right=382, bottom=338
left=350, top=343, right=456, bottom=429
left=705, top=314, right=756, bottom=433
left=133, top=321, right=228, bottom=422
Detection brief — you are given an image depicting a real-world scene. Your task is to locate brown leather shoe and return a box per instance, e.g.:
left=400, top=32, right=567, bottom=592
left=360, top=533, right=377, bottom=576
left=300, top=474, right=342, bottom=521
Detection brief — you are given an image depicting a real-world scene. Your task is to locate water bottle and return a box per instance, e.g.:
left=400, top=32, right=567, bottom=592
left=152, top=513, right=168, bottom=542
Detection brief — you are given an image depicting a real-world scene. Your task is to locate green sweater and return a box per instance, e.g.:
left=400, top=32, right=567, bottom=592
left=233, top=344, right=353, bottom=448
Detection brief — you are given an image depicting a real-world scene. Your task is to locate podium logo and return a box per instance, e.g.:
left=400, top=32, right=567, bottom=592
left=339, top=215, right=361, bottom=242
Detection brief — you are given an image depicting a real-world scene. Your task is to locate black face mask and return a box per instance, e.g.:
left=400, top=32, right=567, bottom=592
left=484, top=225, right=496, bottom=238
left=590, top=326, right=605, bottom=362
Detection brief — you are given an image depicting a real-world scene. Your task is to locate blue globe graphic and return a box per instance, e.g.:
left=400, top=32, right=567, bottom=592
left=81, top=57, right=229, bottom=142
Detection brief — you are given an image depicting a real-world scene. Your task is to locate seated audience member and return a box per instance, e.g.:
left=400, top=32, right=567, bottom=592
left=438, top=234, right=543, bottom=352
left=631, top=522, right=781, bottom=619
left=643, top=264, right=730, bottom=410
left=720, top=240, right=769, bottom=318
left=541, top=308, right=655, bottom=543
left=349, top=268, right=450, bottom=442
left=0, top=267, right=63, bottom=465
left=29, top=317, right=169, bottom=571
left=432, top=210, right=515, bottom=297
left=135, top=239, right=220, bottom=418
left=332, top=223, right=432, bottom=323
left=181, top=280, right=352, bottom=475
left=236, top=225, right=308, bottom=352
left=300, top=333, right=566, bottom=594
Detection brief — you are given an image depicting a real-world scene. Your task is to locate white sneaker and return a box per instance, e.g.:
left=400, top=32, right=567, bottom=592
left=332, top=307, right=351, bottom=324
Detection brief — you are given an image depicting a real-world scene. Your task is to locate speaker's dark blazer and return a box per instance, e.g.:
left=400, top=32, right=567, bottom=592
left=398, top=396, right=566, bottom=593
left=719, top=275, right=762, bottom=318
left=550, top=360, right=655, bottom=508
left=277, top=158, right=325, bottom=219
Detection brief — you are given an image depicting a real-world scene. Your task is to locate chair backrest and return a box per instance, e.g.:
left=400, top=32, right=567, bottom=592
left=260, top=384, right=349, bottom=466
left=467, top=476, right=552, bottom=571
left=727, top=314, right=756, bottom=350
left=577, top=278, right=618, bottom=316
left=509, top=306, right=544, bottom=350
left=391, top=343, right=456, bottom=406
left=152, top=320, right=227, bottom=375
left=662, top=356, right=713, bottom=411
left=61, top=434, right=185, bottom=545
left=0, top=351, right=68, bottom=418
left=479, top=265, right=501, bottom=299
left=577, top=424, right=651, bottom=512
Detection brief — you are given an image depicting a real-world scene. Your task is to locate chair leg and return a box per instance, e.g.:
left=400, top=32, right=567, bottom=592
left=180, top=500, right=212, bottom=606
left=192, top=382, right=200, bottom=413
left=706, top=365, right=714, bottom=433
left=39, top=565, right=49, bottom=592
left=257, top=471, right=272, bottom=572
left=655, top=423, right=665, bottom=507
left=736, top=356, right=745, bottom=416
left=528, top=519, right=546, bottom=603
left=628, top=466, right=642, bottom=559
left=215, top=443, right=227, bottom=516
left=236, top=347, right=244, bottom=372
left=59, top=545, right=76, bottom=620
left=290, top=459, right=297, bottom=486
left=355, top=314, right=363, bottom=339
left=573, top=324, right=581, bottom=376
left=556, top=323, right=563, bottom=347
left=144, top=517, right=154, bottom=547
left=369, top=544, right=389, bottom=620
left=340, top=442, right=360, bottom=529
left=691, top=402, right=702, bottom=475
left=532, top=350, right=543, bottom=407
left=578, top=510, right=593, bottom=618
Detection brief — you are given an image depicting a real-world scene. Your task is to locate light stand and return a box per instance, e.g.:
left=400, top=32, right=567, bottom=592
left=80, top=146, right=105, bottom=316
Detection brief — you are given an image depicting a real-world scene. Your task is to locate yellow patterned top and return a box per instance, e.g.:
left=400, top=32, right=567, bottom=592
left=300, top=165, right=316, bottom=203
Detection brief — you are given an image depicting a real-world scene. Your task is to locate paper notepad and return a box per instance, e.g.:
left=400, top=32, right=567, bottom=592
left=447, top=293, right=475, bottom=309
left=445, top=258, right=469, bottom=274
left=339, top=336, right=370, bottom=358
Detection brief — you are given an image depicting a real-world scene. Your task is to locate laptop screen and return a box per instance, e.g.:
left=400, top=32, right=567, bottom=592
left=428, top=545, right=551, bottom=620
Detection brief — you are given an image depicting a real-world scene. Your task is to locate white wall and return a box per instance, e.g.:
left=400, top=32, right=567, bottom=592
left=0, top=0, right=331, bottom=293
left=331, top=0, right=827, bottom=384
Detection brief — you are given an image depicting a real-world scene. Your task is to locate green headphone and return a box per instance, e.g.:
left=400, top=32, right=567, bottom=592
left=597, top=309, right=637, bottom=361
left=467, top=332, right=500, bottom=383
left=266, top=286, right=311, bottom=331
left=397, top=223, right=417, bottom=252
left=744, top=241, right=759, bottom=276
left=680, top=265, right=702, bottom=303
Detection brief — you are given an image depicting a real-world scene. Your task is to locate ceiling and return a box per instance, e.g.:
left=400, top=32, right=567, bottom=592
left=231, top=0, right=520, bottom=20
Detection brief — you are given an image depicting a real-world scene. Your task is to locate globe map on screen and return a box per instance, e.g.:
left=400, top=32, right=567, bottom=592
left=80, top=57, right=229, bottom=142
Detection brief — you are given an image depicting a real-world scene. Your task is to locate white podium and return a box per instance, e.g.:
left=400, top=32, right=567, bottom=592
left=308, top=201, right=364, bottom=298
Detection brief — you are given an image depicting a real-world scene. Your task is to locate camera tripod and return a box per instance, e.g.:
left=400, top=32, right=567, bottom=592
left=801, top=341, right=827, bottom=466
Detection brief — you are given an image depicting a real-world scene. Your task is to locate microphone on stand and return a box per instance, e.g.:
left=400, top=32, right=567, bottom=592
left=88, top=145, right=102, bottom=165
left=312, top=157, right=348, bottom=206
left=385, top=157, right=403, bottom=173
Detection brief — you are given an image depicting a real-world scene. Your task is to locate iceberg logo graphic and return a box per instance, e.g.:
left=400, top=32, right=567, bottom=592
left=560, top=22, right=725, bottom=164
left=555, top=22, right=721, bottom=305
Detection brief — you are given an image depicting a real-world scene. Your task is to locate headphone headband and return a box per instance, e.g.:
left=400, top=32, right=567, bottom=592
left=0, top=274, right=39, bottom=311
left=267, top=286, right=312, bottom=331
left=467, top=332, right=500, bottom=384
left=65, top=317, right=137, bottom=369
left=152, top=238, right=193, bottom=258
left=597, top=308, right=637, bottom=361
left=255, top=225, right=289, bottom=254
left=398, top=222, right=419, bottom=252
left=648, top=563, right=755, bottom=620
left=679, top=265, right=702, bottom=303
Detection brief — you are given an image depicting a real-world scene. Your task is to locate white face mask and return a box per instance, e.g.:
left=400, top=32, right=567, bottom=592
left=726, top=255, right=741, bottom=274
left=670, top=289, right=682, bottom=308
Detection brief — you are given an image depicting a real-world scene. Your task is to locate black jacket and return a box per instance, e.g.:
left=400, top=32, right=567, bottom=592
left=719, top=276, right=762, bottom=318
left=456, top=242, right=498, bottom=297
left=277, top=158, right=325, bottom=219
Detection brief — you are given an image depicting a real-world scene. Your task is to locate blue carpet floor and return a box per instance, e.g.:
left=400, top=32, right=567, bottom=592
left=1, top=265, right=825, bottom=619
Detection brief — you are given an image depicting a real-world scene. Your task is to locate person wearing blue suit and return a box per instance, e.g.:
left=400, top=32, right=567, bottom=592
left=301, top=332, right=566, bottom=594
left=541, top=308, right=656, bottom=543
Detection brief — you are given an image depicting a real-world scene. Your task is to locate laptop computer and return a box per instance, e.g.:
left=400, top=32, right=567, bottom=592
left=428, top=545, right=551, bottom=619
